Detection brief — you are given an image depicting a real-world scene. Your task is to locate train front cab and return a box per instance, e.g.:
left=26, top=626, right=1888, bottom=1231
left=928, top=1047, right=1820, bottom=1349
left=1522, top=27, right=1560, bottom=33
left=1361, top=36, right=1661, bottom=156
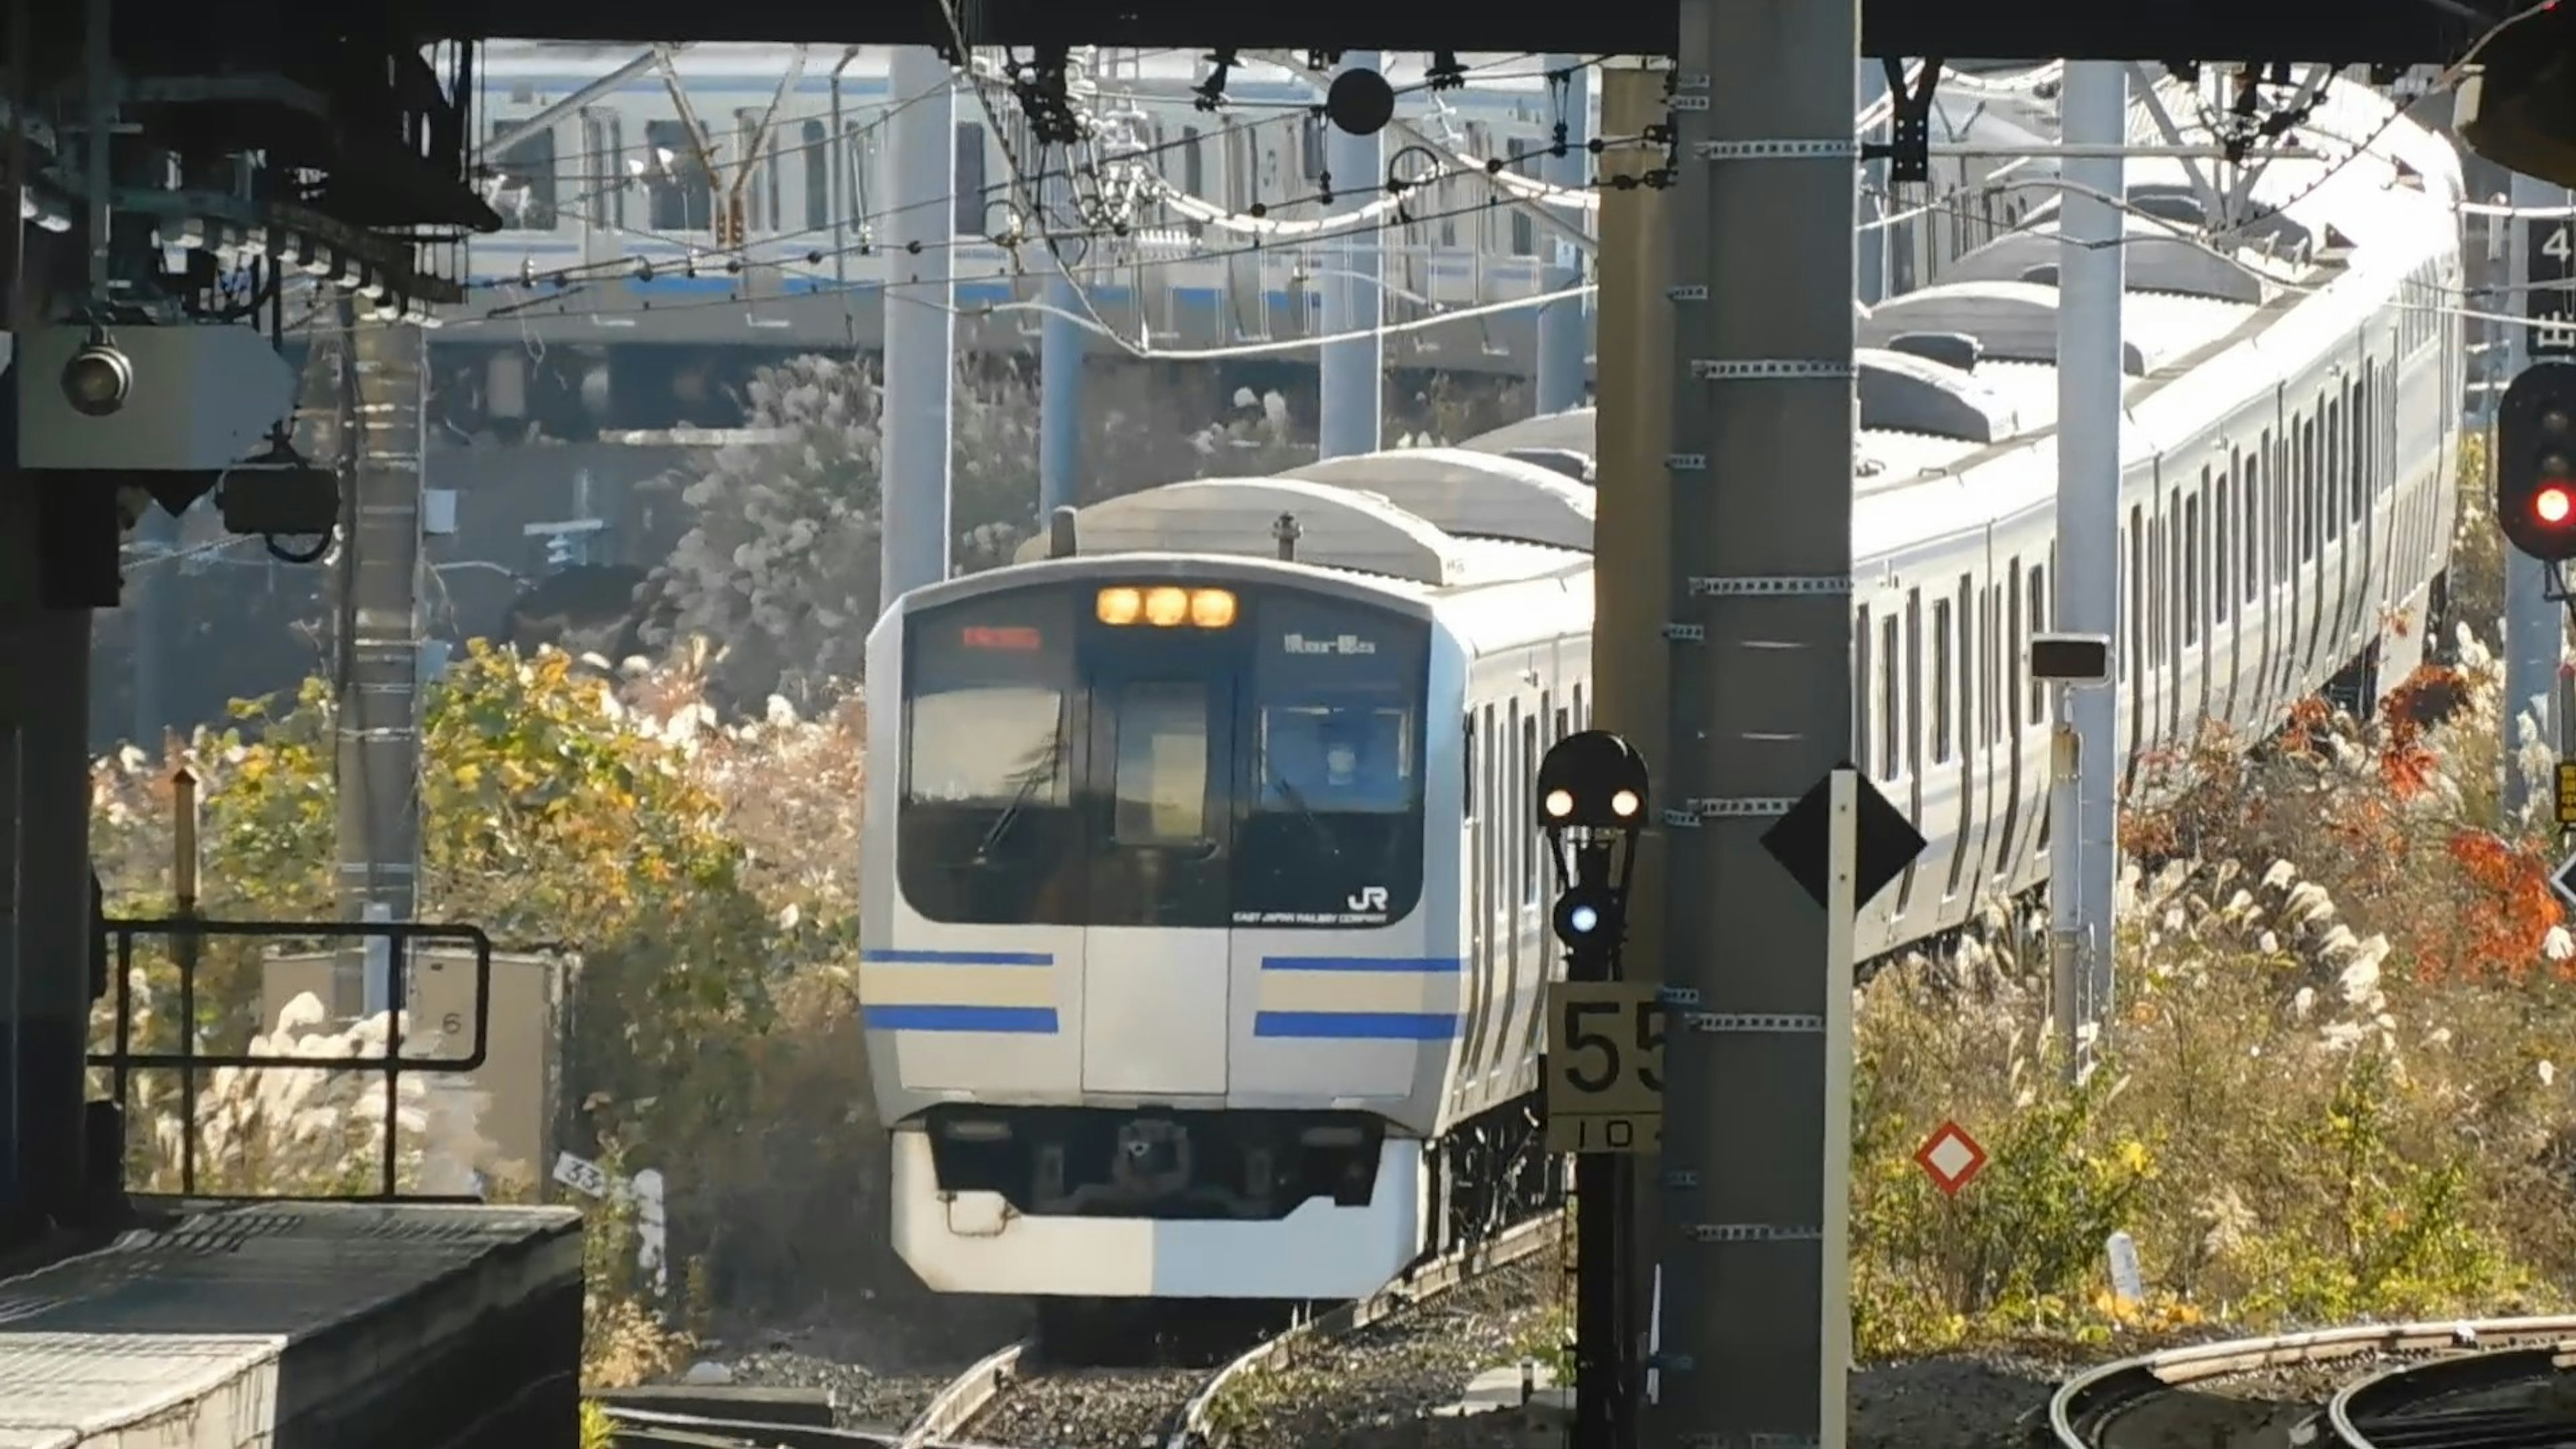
left=861, top=568, right=1460, bottom=1299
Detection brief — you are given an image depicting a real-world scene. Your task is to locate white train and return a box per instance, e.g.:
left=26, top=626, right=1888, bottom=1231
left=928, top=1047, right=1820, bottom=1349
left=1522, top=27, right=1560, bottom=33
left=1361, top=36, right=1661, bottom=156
left=855, top=70, right=2465, bottom=1315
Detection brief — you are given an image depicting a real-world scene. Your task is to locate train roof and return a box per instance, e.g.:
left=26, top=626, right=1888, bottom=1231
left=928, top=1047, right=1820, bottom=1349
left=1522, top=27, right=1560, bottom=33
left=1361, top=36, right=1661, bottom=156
left=989, top=67, right=2455, bottom=598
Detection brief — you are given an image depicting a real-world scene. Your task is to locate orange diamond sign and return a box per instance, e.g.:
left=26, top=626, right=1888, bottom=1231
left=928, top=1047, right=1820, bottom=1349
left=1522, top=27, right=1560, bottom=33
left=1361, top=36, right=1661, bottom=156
left=1914, top=1120, right=1987, bottom=1197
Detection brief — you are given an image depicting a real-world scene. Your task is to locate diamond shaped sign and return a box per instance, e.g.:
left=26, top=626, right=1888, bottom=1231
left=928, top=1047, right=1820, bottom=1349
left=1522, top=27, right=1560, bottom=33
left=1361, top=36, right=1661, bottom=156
left=1914, top=1120, right=1987, bottom=1197
left=1759, top=762, right=1928, bottom=913
left=2555, top=849, right=2576, bottom=915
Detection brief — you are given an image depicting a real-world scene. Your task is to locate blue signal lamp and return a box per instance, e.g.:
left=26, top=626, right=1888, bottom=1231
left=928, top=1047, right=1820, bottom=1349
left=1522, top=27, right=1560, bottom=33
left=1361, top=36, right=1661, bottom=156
left=1552, top=885, right=1622, bottom=953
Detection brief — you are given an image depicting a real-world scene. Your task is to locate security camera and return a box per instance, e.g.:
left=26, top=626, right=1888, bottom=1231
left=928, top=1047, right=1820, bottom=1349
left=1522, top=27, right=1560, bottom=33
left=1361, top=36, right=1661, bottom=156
left=62, top=331, right=131, bottom=418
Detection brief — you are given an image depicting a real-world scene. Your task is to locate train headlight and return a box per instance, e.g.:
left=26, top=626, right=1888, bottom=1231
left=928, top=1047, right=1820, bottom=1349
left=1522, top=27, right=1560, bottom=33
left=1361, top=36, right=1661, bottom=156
left=1143, top=586, right=1190, bottom=626
left=1188, top=588, right=1237, bottom=628
left=1096, top=587, right=1143, bottom=625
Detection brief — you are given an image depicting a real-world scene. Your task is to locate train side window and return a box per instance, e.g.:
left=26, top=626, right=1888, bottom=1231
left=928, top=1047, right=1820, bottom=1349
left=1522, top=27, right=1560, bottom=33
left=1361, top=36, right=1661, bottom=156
left=1183, top=125, right=1205, bottom=196
left=1553, top=704, right=1568, bottom=742
left=1982, top=584, right=1999, bottom=746
left=1301, top=115, right=1326, bottom=178
left=1856, top=606, right=1872, bottom=765
left=2184, top=492, right=2202, bottom=645
left=2125, top=506, right=2141, bottom=682
left=729, top=109, right=777, bottom=230
left=2355, top=366, right=2375, bottom=496
left=1932, top=598, right=1953, bottom=763
left=2320, top=405, right=2343, bottom=542
left=1904, top=590, right=1923, bottom=775
left=1573, top=683, right=1585, bottom=731
left=645, top=119, right=710, bottom=230
left=2234, top=451, right=2254, bottom=603
left=954, top=124, right=989, bottom=235
left=802, top=120, right=830, bottom=231
left=2149, top=508, right=2165, bottom=664
left=487, top=118, right=559, bottom=230
left=2025, top=565, right=2045, bottom=725
left=1880, top=614, right=1901, bottom=776
left=2300, top=416, right=2320, bottom=560
left=2212, top=469, right=2231, bottom=623
left=1463, top=714, right=1476, bottom=820
left=1520, top=710, right=1540, bottom=904
left=582, top=109, right=625, bottom=229
left=2004, top=563, right=2022, bottom=741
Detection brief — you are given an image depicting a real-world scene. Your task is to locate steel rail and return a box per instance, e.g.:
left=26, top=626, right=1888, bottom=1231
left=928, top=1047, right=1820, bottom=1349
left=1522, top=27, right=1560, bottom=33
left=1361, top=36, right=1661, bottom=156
left=896, top=1336, right=1035, bottom=1449
left=1164, top=1210, right=1564, bottom=1449
left=2047, top=1314, right=2576, bottom=1448
left=2326, top=1340, right=2576, bottom=1448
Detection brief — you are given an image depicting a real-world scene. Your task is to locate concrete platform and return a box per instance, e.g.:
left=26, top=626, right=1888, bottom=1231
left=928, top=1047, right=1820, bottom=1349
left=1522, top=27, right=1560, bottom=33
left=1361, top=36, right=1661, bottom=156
left=0, top=1200, right=583, bottom=1449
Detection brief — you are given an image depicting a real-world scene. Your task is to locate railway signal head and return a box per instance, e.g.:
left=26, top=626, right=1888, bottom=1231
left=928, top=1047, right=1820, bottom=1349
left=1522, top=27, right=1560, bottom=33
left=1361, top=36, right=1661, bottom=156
left=1537, top=731, right=1650, bottom=967
left=2498, top=364, right=2576, bottom=562
left=1535, top=731, right=1650, bottom=835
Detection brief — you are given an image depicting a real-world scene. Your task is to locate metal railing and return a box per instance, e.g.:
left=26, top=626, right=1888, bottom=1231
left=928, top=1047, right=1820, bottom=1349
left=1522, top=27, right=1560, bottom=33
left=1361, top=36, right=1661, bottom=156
left=88, top=916, right=494, bottom=1202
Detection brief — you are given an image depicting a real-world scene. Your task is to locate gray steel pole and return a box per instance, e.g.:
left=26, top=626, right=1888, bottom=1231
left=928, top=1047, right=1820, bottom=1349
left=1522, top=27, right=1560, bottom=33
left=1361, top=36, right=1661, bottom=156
left=335, top=313, right=427, bottom=1018
left=1038, top=172, right=1084, bottom=518
left=1318, top=51, right=1385, bottom=461
left=1591, top=54, right=1674, bottom=1428
left=1854, top=60, right=1887, bottom=307
left=880, top=45, right=957, bottom=613
left=2504, top=170, right=2567, bottom=812
left=1652, top=1, right=1854, bottom=1442
left=2050, top=62, right=2125, bottom=1078
left=1536, top=56, right=1592, bottom=415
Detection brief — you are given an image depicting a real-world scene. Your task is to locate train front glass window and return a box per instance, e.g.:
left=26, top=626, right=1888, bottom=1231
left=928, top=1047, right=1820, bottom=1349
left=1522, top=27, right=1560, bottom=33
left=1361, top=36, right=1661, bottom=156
left=1234, top=596, right=1430, bottom=928
left=898, top=588, right=1082, bottom=926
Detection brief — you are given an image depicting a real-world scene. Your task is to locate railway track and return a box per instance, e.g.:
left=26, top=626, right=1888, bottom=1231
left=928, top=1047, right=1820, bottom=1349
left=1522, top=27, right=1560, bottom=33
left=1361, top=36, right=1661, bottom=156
left=2047, top=1314, right=2576, bottom=1449
left=898, top=1213, right=1562, bottom=1449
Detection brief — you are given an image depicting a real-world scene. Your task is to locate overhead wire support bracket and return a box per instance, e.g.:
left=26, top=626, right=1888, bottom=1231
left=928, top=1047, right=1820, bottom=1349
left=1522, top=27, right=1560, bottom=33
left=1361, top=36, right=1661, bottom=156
left=1868, top=56, right=1946, bottom=184
left=1691, top=139, right=1858, bottom=161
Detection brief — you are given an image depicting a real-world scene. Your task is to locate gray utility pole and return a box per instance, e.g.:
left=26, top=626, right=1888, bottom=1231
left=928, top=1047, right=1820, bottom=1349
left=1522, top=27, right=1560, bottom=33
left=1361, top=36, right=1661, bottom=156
left=1318, top=51, right=1385, bottom=461
left=1534, top=56, right=1592, bottom=415
left=2504, top=169, right=2570, bottom=814
left=333, top=310, right=427, bottom=1020
left=2049, top=62, right=2126, bottom=1078
left=880, top=45, right=957, bottom=614
left=1652, top=1, right=1855, bottom=1445
left=1038, top=158, right=1084, bottom=518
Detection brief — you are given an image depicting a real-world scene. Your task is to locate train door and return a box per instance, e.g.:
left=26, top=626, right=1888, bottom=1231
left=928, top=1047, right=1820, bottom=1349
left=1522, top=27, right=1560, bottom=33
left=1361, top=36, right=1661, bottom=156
left=1077, top=635, right=1239, bottom=1095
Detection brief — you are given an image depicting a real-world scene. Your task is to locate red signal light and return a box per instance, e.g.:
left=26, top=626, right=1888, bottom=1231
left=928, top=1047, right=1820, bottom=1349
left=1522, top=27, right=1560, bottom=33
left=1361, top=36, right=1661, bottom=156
left=2539, top=485, right=2575, bottom=526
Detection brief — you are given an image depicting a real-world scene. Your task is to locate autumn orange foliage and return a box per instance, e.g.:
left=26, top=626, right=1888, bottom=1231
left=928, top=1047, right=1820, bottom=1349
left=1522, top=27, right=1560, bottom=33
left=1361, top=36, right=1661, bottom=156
left=2126, top=662, right=2573, bottom=987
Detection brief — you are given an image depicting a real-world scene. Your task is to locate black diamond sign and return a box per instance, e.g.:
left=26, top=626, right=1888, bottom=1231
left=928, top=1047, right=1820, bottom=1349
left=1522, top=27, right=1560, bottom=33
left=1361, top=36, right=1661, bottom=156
left=1759, top=763, right=1928, bottom=914
left=2553, top=849, right=2576, bottom=916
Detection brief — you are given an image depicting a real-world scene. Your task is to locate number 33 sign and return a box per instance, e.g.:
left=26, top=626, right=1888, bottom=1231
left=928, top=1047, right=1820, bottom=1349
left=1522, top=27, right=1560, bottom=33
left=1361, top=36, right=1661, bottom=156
left=1543, top=980, right=1664, bottom=1154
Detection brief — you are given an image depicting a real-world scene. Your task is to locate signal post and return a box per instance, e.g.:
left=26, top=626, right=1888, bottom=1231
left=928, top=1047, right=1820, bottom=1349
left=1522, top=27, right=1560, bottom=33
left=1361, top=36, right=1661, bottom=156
left=1537, top=731, right=1655, bottom=1448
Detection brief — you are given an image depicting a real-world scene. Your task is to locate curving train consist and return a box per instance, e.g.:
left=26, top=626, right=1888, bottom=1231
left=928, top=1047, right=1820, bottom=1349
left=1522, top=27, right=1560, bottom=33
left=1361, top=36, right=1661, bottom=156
left=854, top=68, right=2467, bottom=1319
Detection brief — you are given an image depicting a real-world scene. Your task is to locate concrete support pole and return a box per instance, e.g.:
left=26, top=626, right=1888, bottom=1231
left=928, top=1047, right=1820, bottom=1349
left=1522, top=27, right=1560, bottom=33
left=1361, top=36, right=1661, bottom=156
left=1854, top=60, right=1888, bottom=307
left=1589, top=55, right=1674, bottom=1422
left=1651, top=0, right=1854, bottom=1442
left=335, top=313, right=426, bottom=1018
left=1318, top=51, right=1384, bottom=461
left=880, top=45, right=957, bottom=613
left=1535, top=57, right=1593, bottom=415
left=2504, top=170, right=2567, bottom=812
left=2051, top=63, right=2127, bottom=1076
left=1038, top=167, right=1083, bottom=518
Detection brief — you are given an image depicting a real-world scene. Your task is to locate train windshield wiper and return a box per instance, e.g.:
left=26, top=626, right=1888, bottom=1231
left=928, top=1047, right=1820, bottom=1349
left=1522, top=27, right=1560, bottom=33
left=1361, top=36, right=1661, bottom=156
left=972, top=726, right=1067, bottom=863
left=1263, top=761, right=1342, bottom=860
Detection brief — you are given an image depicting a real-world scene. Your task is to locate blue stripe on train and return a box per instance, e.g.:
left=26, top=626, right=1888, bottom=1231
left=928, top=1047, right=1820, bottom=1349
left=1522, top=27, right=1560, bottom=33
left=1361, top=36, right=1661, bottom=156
left=861, top=948, right=1054, bottom=966
left=1252, top=1010, right=1461, bottom=1040
left=1260, top=956, right=1464, bottom=972
left=861, top=1005, right=1061, bottom=1033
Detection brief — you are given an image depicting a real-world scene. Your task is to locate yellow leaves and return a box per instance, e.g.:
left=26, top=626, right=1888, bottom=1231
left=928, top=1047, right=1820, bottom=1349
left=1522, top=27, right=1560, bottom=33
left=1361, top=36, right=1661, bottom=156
left=451, top=762, right=482, bottom=789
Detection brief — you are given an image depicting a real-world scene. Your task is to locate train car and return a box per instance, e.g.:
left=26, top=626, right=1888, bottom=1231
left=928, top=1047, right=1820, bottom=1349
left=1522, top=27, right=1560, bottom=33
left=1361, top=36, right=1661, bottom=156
left=855, top=68, right=2465, bottom=1310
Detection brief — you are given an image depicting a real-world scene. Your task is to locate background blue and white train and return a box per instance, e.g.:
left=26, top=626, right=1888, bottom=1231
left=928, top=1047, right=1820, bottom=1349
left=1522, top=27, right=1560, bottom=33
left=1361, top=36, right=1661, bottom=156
left=853, top=66, right=2467, bottom=1311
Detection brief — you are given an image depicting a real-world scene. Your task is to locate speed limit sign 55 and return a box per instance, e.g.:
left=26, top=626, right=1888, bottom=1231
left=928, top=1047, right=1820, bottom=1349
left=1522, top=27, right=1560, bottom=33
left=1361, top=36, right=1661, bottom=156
left=1544, top=980, right=1663, bottom=1154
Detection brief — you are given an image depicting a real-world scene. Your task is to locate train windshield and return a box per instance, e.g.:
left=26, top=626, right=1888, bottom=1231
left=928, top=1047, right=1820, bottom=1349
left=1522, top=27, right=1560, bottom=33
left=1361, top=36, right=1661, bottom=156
left=897, top=582, right=1429, bottom=930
